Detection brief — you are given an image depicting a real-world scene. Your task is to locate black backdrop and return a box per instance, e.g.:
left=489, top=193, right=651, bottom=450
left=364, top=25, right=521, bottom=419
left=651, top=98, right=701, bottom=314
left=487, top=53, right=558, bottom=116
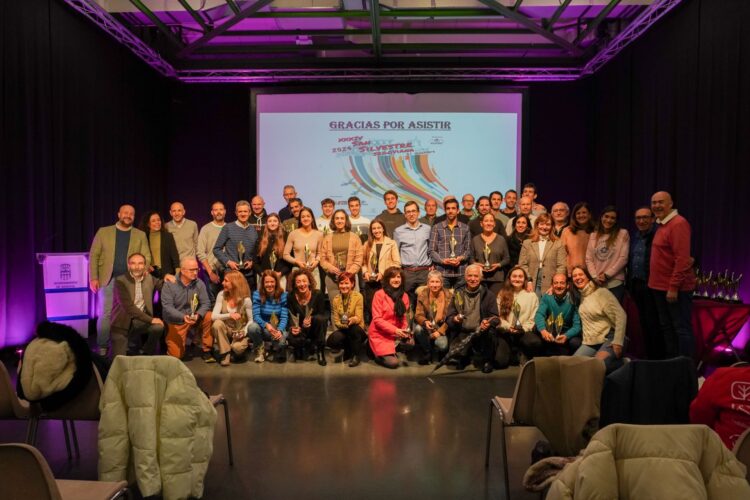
left=2, top=0, right=749, bottom=347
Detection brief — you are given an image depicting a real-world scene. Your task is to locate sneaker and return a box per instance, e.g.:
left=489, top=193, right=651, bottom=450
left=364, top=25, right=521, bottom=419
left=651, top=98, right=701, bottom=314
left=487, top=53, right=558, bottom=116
left=254, top=345, right=265, bottom=363
left=202, top=351, right=215, bottom=363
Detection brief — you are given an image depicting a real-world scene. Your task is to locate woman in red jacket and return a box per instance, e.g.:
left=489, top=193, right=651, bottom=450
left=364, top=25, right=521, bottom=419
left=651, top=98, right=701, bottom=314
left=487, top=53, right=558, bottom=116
left=369, top=266, right=412, bottom=369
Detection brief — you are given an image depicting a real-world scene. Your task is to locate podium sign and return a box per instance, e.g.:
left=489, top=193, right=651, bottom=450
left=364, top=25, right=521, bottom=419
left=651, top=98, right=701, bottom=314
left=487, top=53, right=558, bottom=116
left=37, top=252, right=90, bottom=337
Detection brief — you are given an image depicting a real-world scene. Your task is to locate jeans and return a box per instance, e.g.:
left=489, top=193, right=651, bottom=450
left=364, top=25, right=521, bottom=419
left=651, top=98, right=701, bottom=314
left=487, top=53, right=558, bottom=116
left=96, top=280, right=115, bottom=349
left=248, top=322, right=288, bottom=351
left=442, top=275, right=466, bottom=291
left=414, top=324, right=449, bottom=355
left=652, top=289, right=694, bottom=359
left=574, top=330, right=625, bottom=373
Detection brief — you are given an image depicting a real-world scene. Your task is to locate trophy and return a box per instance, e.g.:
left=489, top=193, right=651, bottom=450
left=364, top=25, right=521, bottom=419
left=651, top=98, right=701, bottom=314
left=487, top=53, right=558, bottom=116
left=717, top=270, right=728, bottom=301
left=189, top=293, right=199, bottom=321
left=237, top=241, right=246, bottom=268
left=511, top=301, right=522, bottom=332
left=555, top=312, right=565, bottom=340
left=356, top=225, right=363, bottom=237
left=290, top=312, right=299, bottom=329
left=322, top=225, right=330, bottom=236
left=254, top=215, right=263, bottom=232
left=693, top=267, right=703, bottom=298
left=483, top=243, right=492, bottom=271
left=269, top=312, right=279, bottom=329
left=449, top=229, right=457, bottom=259
left=454, top=291, right=464, bottom=321
left=269, top=250, right=277, bottom=271
left=370, top=252, right=379, bottom=280
left=702, top=270, right=712, bottom=298
left=340, top=294, right=349, bottom=326
left=335, top=251, right=346, bottom=273
left=731, top=273, right=743, bottom=303
left=303, top=243, right=312, bottom=269
left=430, top=300, right=438, bottom=326
left=545, top=314, right=555, bottom=337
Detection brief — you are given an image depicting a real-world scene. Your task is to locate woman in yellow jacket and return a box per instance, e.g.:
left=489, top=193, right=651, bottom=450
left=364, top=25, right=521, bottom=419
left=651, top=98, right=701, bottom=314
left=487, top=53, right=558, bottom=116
left=326, top=272, right=365, bottom=367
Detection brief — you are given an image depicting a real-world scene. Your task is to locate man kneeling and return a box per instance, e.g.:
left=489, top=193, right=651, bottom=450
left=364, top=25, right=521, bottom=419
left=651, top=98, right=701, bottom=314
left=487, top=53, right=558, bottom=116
left=445, top=264, right=499, bottom=373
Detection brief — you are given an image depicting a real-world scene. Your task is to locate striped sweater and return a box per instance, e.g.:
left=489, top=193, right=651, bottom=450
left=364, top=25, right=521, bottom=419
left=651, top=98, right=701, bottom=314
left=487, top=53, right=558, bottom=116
left=252, top=290, right=288, bottom=331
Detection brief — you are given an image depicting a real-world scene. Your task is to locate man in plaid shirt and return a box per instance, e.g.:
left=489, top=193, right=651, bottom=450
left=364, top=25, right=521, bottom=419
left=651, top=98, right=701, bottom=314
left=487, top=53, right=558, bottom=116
left=429, top=198, right=471, bottom=289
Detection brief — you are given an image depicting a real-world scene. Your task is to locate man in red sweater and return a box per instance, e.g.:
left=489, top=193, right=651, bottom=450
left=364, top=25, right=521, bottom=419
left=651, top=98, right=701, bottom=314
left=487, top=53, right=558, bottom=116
left=690, top=366, right=750, bottom=449
left=648, top=191, right=696, bottom=358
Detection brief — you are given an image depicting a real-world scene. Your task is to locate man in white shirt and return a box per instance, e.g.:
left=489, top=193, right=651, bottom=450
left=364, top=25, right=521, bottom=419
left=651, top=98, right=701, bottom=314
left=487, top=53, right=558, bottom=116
left=166, top=201, right=199, bottom=260
left=197, top=201, right=226, bottom=302
left=348, top=196, right=370, bottom=243
left=316, top=198, right=335, bottom=233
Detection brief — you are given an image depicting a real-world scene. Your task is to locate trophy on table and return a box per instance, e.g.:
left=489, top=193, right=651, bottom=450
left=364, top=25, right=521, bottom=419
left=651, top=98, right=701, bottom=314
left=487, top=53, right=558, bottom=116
left=237, top=241, right=246, bottom=269
left=717, top=270, right=729, bottom=301
left=449, top=229, right=457, bottom=259
left=702, top=270, right=713, bottom=298
left=189, top=293, right=199, bottom=321
left=693, top=267, right=705, bottom=298
left=731, top=273, right=743, bottom=303
left=269, top=250, right=277, bottom=271
left=483, top=243, right=492, bottom=271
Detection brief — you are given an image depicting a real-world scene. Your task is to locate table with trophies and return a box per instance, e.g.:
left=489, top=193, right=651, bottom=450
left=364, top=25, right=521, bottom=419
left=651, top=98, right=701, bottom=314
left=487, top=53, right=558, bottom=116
left=692, top=269, right=749, bottom=366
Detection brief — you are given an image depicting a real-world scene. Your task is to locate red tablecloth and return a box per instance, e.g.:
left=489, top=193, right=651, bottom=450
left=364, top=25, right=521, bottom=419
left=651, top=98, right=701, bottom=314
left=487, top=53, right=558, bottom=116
left=691, top=299, right=750, bottom=362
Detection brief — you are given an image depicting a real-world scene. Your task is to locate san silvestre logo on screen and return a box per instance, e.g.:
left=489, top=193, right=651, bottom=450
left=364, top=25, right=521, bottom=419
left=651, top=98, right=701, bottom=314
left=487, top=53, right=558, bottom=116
left=329, top=120, right=451, bottom=130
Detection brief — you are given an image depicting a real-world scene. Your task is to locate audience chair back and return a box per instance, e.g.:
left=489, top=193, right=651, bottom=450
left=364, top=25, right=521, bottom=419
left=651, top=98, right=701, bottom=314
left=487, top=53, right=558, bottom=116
left=600, top=356, right=698, bottom=427
left=0, top=443, right=128, bottom=500
left=0, top=363, right=30, bottom=420
left=733, top=427, right=750, bottom=482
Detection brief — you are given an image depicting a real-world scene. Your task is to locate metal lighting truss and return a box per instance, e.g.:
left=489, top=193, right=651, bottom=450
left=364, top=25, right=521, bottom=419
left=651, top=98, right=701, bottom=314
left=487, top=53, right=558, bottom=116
left=60, top=0, right=176, bottom=77
left=60, top=0, right=684, bottom=82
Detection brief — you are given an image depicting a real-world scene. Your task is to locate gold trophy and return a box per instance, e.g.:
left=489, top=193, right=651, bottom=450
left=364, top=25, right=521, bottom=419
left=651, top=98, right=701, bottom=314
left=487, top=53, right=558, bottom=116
left=483, top=243, right=492, bottom=271
left=335, top=251, right=346, bottom=273
left=449, top=228, right=457, bottom=259
left=269, top=250, right=277, bottom=271
left=237, top=241, right=246, bottom=269
left=189, top=293, right=199, bottom=321
left=269, top=312, right=279, bottom=329
left=545, top=314, right=555, bottom=335
left=555, top=312, right=565, bottom=340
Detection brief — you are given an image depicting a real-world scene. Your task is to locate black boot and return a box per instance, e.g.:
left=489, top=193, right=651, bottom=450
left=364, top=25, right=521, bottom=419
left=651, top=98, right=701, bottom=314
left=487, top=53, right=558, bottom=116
left=317, top=345, right=327, bottom=366
left=348, top=355, right=360, bottom=367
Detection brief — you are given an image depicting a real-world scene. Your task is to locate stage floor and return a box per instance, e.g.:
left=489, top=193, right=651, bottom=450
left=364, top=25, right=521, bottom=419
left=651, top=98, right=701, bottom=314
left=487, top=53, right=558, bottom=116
left=1, top=358, right=546, bottom=499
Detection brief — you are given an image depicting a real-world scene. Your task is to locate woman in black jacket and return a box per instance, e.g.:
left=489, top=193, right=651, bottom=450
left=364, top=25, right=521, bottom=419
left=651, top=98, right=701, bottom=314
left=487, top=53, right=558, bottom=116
left=139, top=211, right=180, bottom=278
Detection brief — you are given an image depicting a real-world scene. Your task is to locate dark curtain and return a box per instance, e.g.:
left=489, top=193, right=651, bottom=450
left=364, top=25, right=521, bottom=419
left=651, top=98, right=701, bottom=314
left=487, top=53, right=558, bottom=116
left=0, top=0, right=169, bottom=346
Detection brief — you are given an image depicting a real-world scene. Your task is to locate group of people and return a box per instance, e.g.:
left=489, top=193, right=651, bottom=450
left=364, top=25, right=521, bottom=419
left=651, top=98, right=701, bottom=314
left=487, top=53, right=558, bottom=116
left=89, top=182, right=695, bottom=372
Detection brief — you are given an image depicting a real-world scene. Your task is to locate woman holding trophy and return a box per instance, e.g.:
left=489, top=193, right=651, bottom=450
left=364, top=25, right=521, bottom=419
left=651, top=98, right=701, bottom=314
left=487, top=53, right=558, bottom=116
left=256, top=213, right=292, bottom=289
left=361, top=219, right=401, bottom=324
left=327, top=272, right=366, bottom=367
left=518, top=213, right=567, bottom=297
left=471, top=212, right=510, bottom=295
left=496, top=266, right=540, bottom=366
left=369, top=267, right=412, bottom=369
left=319, top=209, right=364, bottom=303
left=248, top=270, right=289, bottom=363
left=210, top=270, right=254, bottom=366
left=283, top=207, right=323, bottom=289
left=286, top=268, right=328, bottom=365
left=413, top=270, right=452, bottom=365
left=569, top=265, right=627, bottom=374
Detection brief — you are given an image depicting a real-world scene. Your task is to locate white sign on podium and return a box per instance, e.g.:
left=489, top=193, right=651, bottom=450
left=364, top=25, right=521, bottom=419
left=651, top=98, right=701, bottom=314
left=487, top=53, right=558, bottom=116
left=36, top=252, right=90, bottom=337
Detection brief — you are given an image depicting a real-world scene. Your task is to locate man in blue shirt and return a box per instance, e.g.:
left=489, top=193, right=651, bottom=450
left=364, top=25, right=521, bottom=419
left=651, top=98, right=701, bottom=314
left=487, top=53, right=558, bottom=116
left=214, top=200, right=260, bottom=291
left=393, top=201, right=432, bottom=308
left=161, top=257, right=211, bottom=360
left=534, top=273, right=582, bottom=355
left=627, top=206, right=662, bottom=359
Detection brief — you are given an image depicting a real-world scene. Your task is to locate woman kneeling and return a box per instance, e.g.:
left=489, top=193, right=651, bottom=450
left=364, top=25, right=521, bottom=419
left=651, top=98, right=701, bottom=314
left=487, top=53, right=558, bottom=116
left=369, top=267, right=412, bottom=369
left=327, top=272, right=366, bottom=367
left=211, top=270, right=254, bottom=366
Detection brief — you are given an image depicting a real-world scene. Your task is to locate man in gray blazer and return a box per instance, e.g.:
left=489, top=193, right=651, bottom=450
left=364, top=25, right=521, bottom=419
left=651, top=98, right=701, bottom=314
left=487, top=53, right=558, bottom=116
left=111, top=253, right=173, bottom=357
left=89, top=204, right=151, bottom=357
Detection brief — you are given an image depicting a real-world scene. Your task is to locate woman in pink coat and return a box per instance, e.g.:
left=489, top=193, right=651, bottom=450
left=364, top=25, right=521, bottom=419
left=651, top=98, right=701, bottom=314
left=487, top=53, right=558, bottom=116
left=368, top=266, right=412, bottom=369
